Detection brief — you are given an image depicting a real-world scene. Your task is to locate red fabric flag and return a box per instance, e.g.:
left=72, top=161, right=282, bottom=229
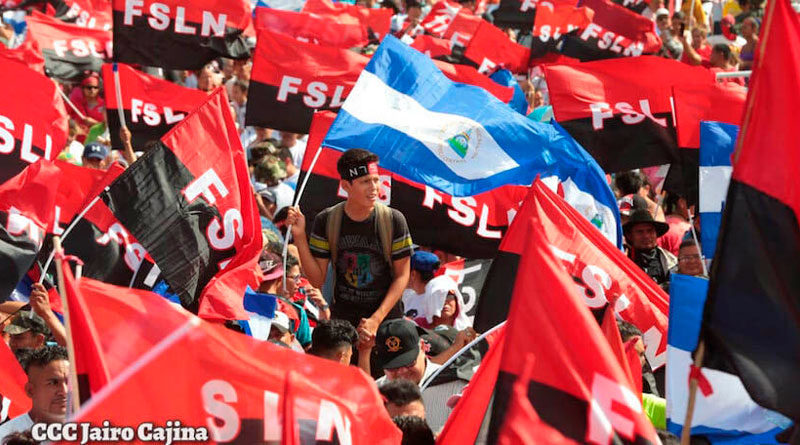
left=101, top=63, right=208, bottom=149
left=0, top=57, right=68, bottom=185
left=673, top=82, right=747, bottom=149
left=0, top=339, right=31, bottom=423
left=432, top=59, right=515, bottom=103
left=489, top=199, right=658, bottom=444
left=60, top=0, right=113, bottom=31
left=496, top=354, right=577, bottom=445
left=579, top=0, right=661, bottom=53
left=532, top=4, right=594, bottom=42
left=441, top=10, right=482, bottom=48
left=544, top=56, right=714, bottom=172
left=66, top=278, right=402, bottom=445
left=411, top=34, right=453, bottom=59
left=436, top=326, right=506, bottom=445
left=0, top=39, right=45, bottom=73
left=100, top=88, right=261, bottom=320
left=60, top=262, right=111, bottom=403
left=302, top=0, right=392, bottom=38
left=26, top=11, right=112, bottom=81
left=111, top=0, right=252, bottom=70
left=49, top=161, right=109, bottom=235
left=624, top=338, right=643, bottom=396
left=600, top=308, right=638, bottom=393
left=420, top=0, right=464, bottom=37
left=700, top=0, right=800, bottom=419
left=254, top=7, right=368, bottom=48
left=0, top=161, right=62, bottom=298
left=464, top=20, right=531, bottom=73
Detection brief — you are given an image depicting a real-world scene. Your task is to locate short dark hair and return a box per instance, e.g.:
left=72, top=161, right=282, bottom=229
left=392, top=416, right=435, bottom=445
left=2, top=430, right=38, bottom=445
left=311, top=319, right=357, bottom=355
left=615, top=171, right=643, bottom=196
left=379, top=379, right=423, bottom=406
left=232, top=80, right=248, bottom=93
left=713, top=43, right=732, bottom=61
left=679, top=239, right=698, bottom=251
left=23, top=345, right=68, bottom=374
left=275, top=146, right=294, bottom=167
left=617, top=320, right=642, bottom=343
left=336, top=148, right=378, bottom=181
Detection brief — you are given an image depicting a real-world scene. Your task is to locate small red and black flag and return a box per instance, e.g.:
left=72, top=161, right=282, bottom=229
left=101, top=63, right=207, bottom=149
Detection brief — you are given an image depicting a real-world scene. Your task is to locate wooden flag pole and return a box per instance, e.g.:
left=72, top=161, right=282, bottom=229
left=52, top=236, right=82, bottom=418
left=680, top=341, right=706, bottom=445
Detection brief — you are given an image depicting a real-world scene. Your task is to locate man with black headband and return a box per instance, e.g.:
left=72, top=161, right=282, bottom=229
left=287, top=149, right=412, bottom=347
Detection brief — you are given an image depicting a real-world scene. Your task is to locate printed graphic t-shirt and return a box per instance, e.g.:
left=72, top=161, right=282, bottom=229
left=309, top=205, right=413, bottom=325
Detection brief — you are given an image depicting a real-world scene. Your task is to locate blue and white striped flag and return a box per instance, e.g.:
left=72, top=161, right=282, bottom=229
left=239, top=287, right=278, bottom=340
left=323, top=36, right=621, bottom=246
left=666, top=274, right=789, bottom=443
left=699, top=122, right=738, bottom=260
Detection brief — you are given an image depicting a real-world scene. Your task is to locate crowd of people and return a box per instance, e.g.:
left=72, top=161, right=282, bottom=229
left=0, top=0, right=778, bottom=442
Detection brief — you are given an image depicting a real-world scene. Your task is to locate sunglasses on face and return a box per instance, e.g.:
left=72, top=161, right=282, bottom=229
left=83, top=86, right=99, bottom=90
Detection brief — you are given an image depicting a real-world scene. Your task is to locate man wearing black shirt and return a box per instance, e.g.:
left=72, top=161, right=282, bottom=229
left=287, top=149, right=413, bottom=344
left=624, top=209, right=677, bottom=288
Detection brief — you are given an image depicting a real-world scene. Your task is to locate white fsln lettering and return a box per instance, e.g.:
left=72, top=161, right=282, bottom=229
left=477, top=58, right=497, bottom=75
left=590, top=99, right=667, bottom=130
left=587, top=373, right=642, bottom=444
left=263, top=391, right=281, bottom=441
left=316, top=400, right=353, bottom=445
left=449, top=197, right=478, bottom=227
left=520, top=0, right=537, bottom=12
left=202, top=380, right=240, bottom=442
left=124, top=0, right=228, bottom=36
left=52, top=206, right=65, bottom=236
left=6, top=207, right=42, bottom=246
left=642, top=326, right=666, bottom=369
left=276, top=76, right=349, bottom=109
left=206, top=208, right=243, bottom=250
left=183, top=169, right=229, bottom=205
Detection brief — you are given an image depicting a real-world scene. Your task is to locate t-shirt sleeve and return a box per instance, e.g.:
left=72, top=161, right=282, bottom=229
left=390, top=208, right=413, bottom=260
left=309, top=209, right=330, bottom=259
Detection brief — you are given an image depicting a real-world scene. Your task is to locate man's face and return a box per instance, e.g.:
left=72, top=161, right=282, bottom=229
left=231, top=86, right=246, bottom=104
left=649, top=0, right=663, bottom=11
left=279, top=132, right=297, bottom=147
left=710, top=49, right=724, bottom=67
left=634, top=337, right=646, bottom=368
left=656, top=15, right=670, bottom=32
left=671, top=16, right=685, bottom=34
left=440, top=295, right=457, bottom=319
left=385, top=400, right=425, bottom=419
left=9, top=331, right=44, bottom=353
left=82, top=84, right=99, bottom=99
left=269, top=327, right=294, bottom=345
left=678, top=245, right=704, bottom=276
left=82, top=157, right=104, bottom=170
left=26, top=360, right=69, bottom=422
left=342, top=174, right=381, bottom=208
left=383, top=346, right=426, bottom=385
left=627, top=223, right=658, bottom=250
left=407, top=6, right=422, bottom=21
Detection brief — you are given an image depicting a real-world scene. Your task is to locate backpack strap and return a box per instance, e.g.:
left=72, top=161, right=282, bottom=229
left=326, top=201, right=347, bottom=268
left=374, top=202, right=394, bottom=271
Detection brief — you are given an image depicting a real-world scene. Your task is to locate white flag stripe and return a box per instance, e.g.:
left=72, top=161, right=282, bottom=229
left=342, top=70, right=519, bottom=180
left=699, top=166, right=733, bottom=213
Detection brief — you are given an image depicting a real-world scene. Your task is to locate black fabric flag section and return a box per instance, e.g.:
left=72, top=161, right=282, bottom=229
left=111, top=0, right=252, bottom=70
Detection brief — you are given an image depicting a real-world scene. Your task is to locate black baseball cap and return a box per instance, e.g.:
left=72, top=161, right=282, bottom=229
left=376, top=319, right=421, bottom=370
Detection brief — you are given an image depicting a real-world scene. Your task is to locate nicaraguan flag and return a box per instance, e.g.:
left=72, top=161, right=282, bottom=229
left=239, top=287, right=278, bottom=340
left=323, top=36, right=621, bottom=246
left=666, top=274, right=789, bottom=443
left=699, top=122, right=738, bottom=261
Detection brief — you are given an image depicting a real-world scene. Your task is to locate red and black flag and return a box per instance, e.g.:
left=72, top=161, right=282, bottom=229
left=559, top=0, right=661, bottom=61
left=99, top=87, right=261, bottom=320
left=484, top=201, right=658, bottom=444
left=297, top=112, right=527, bottom=259
left=0, top=56, right=68, bottom=185
left=464, top=19, right=531, bottom=74
left=302, top=0, right=393, bottom=39
left=411, top=34, right=454, bottom=59
left=60, top=259, right=110, bottom=404
left=57, top=0, right=113, bottom=31
left=419, top=0, right=465, bottom=37
left=700, top=0, right=800, bottom=420
left=544, top=56, right=713, bottom=172
left=101, top=63, right=207, bottom=149
left=0, top=160, right=61, bottom=300
left=610, top=0, right=647, bottom=14
left=111, top=0, right=252, bottom=70
left=530, top=3, right=594, bottom=58
left=245, top=28, right=368, bottom=134
left=25, top=11, right=112, bottom=81
left=491, top=0, right=537, bottom=29
left=65, top=277, right=402, bottom=445
left=474, top=179, right=669, bottom=371
left=0, top=340, right=30, bottom=423
left=253, top=7, right=369, bottom=48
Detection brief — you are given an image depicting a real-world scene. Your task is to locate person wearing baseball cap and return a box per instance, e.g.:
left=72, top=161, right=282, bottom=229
left=268, top=311, right=295, bottom=346
left=81, top=142, right=109, bottom=170
left=374, top=319, right=442, bottom=387
left=403, top=251, right=471, bottom=332
left=4, top=311, right=50, bottom=353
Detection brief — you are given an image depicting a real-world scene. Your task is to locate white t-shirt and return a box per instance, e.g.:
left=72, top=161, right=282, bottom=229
left=269, top=182, right=295, bottom=212
left=0, top=413, right=34, bottom=442
left=287, top=137, right=307, bottom=169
